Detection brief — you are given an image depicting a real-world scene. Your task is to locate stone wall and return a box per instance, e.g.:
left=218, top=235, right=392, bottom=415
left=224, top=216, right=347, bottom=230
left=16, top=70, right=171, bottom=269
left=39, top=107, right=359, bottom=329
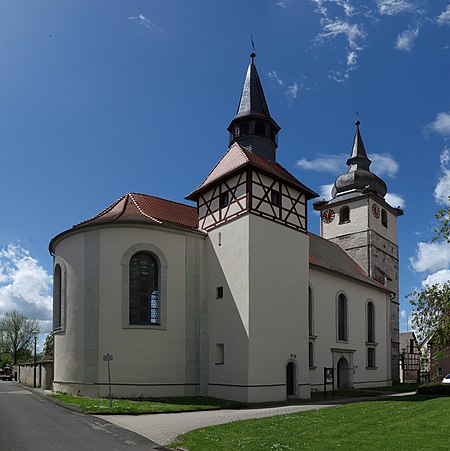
left=18, top=360, right=54, bottom=390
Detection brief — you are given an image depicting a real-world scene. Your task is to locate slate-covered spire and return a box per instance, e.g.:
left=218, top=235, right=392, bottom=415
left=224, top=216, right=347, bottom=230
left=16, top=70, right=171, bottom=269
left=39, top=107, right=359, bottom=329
left=332, top=120, right=387, bottom=199
left=234, top=52, right=271, bottom=119
left=347, top=120, right=371, bottom=172
left=227, top=53, right=280, bottom=161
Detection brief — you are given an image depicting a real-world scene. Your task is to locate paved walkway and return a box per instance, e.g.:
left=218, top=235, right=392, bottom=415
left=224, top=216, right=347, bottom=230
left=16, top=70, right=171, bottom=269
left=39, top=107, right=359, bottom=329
left=96, top=392, right=415, bottom=447
left=96, top=402, right=335, bottom=446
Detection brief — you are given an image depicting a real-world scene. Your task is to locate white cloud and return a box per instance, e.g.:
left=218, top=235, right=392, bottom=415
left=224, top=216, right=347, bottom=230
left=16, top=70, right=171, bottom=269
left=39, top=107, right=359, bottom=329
left=297, top=154, right=345, bottom=173
left=434, top=148, right=450, bottom=206
left=310, top=1, right=368, bottom=82
left=128, top=14, right=161, bottom=31
left=410, top=241, right=450, bottom=273
left=385, top=193, right=405, bottom=209
left=318, top=20, right=366, bottom=51
left=268, top=71, right=285, bottom=87
left=370, top=153, right=399, bottom=177
left=437, top=5, right=450, bottom=25
left=395, top=27, right=420, bottom=51
left=426, top=112, right=450, bottom=136
left=400, top=309, right=413, bottom=330
left=276, top=0, right=290, bottom=8
left=297, top=152, right=399, bottom=177
left=285, top=82, right=299, bottom=103
left=376, top=0, right=416, bottom=16
left=0, top=244, right=53, bottom=333
left=421, top=269, right=450, bottom=287
left=319, top=184, right=334, bottom=200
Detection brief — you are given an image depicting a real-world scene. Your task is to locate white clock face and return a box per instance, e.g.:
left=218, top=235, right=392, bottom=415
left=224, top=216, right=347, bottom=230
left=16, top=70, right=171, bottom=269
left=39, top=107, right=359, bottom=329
left=322, top=209, right=335, bottom=224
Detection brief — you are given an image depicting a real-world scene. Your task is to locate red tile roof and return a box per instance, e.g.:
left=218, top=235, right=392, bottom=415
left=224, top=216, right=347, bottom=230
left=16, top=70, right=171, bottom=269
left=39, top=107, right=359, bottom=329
left=308, top=232, right=390, bottom=291
left=186, top=142, right=318, bottom=200
left=74, top=192, right=199, bottom=230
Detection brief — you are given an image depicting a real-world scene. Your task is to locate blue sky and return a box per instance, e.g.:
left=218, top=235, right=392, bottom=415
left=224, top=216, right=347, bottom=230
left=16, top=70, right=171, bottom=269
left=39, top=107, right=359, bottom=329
left=0, top=0, right=449, bottom=343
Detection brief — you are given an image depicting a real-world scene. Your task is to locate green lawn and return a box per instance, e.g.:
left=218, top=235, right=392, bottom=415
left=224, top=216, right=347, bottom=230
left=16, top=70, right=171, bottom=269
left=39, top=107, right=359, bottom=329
left=50, top=394, right=241, bottom=414
left=171, top=395, right=450, bottom=450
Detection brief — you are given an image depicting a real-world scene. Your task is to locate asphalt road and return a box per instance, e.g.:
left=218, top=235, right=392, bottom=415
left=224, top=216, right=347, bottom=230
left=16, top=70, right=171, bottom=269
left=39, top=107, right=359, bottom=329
left=0, top=381, right=160, bottom=451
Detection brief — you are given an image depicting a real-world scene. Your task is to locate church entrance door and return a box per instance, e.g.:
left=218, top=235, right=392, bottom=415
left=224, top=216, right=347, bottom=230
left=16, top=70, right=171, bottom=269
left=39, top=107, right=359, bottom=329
left=337, top=357, right=350, bottom=389
left=286, top=362, right=295, bottom=397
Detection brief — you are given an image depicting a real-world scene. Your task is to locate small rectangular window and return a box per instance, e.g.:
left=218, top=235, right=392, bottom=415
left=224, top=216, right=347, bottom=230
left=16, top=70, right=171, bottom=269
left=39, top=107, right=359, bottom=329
left=309, top=342, right=314, bottom=368
left=216, top=343, right=224, bottom=365
left=368, top=348, right=375, bottom=368
left=220, top=191, right=229, bottom=208
left=271, top=190, right=280, bottom=206
left=216, top=286, right=223, bottom=299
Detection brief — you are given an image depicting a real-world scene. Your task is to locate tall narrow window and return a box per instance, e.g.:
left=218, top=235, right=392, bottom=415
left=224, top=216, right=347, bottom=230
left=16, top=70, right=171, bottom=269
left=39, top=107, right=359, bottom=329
left=239, top=123, right=249, bottom=136
left=337, top=293, right=348, bottom=341
left=367, top=347, right=375, bottom=368
left=308, top=286, right=314, bottom=336
left=367, top=301, right=375, bottom=343
left=309, top=342, right=314, bottom=368
left=339, top=206, right=350, bottom=223
left=53, top=264, right=62, bottom=330
left=220, top=191, right=229, bottom=208
left=255, top=122, right=265, bottom=136
left=129, top=252, right=159, bottom=325
left=381, top=209, right=388, bottom=227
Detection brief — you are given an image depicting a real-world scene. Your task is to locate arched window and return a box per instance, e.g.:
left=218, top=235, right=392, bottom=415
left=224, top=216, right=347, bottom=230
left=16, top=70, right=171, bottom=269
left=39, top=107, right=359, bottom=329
left=339, top=206, right=350, bottom=224
left=129, top=252, right=159, bottom=325
left=367, top=301, right=375, bottom=343
left=337, top=293, right=348, bottom=341
left=381, top=209, right=388, bottom=227
left=308, top=286, right=314, bottom=336
left=255, top=122, right=265, bottom=136
left=53, top=264, right=62, bottom=330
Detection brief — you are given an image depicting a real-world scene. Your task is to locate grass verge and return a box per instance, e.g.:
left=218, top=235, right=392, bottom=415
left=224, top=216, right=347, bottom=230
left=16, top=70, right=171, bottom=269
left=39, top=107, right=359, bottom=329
left=50, top=394, right=242, bottom=414
left=171, top=394, right=449, bottom=450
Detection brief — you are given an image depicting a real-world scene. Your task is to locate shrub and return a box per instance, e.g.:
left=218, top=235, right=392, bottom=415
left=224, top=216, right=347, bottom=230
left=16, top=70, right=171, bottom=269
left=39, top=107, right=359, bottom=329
left=417, top=382, right=450, bottom=396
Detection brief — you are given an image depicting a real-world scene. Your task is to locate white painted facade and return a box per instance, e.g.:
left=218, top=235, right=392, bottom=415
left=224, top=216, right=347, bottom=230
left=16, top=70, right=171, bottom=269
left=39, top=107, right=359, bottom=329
left=50, top=56, right=397, bottom=402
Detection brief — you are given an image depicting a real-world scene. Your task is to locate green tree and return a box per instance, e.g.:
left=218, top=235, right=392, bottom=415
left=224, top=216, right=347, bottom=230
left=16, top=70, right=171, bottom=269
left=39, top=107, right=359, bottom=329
left=0, top=310, right=40, bottom=364
left=43, top=332, right=54, bottom=357
left=433, top=196, right=450, bottom=243
left=408, top=282, right=450, bottom=357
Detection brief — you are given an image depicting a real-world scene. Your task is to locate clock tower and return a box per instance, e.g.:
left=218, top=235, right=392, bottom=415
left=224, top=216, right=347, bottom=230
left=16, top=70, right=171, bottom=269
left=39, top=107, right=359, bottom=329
left=314, top=120, right=403, bottom=384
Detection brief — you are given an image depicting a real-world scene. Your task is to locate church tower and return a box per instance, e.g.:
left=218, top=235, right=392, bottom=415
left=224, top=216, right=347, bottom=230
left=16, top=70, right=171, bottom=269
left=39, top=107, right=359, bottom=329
left=314, top=120, right=403, bottom=384
left=187, top=53, right=317, bottom=402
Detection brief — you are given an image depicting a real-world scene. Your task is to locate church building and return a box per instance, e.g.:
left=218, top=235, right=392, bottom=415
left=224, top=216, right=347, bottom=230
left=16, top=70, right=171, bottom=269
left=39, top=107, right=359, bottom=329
left=49, top=53, right=402, bottom=402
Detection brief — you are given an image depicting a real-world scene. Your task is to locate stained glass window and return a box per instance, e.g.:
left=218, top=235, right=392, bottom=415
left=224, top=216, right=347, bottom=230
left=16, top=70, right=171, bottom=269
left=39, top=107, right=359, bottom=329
left=129, top=252, right=159, bottom=325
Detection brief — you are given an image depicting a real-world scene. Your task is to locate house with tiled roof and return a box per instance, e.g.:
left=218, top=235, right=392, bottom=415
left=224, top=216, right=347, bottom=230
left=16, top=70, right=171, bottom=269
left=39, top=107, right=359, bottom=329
left=49, top=52, right=402, bottom=402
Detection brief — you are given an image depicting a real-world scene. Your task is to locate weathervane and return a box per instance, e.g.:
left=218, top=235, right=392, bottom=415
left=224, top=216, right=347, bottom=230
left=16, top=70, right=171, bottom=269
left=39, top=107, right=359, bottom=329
left=250, top=35, right=256, bottom=62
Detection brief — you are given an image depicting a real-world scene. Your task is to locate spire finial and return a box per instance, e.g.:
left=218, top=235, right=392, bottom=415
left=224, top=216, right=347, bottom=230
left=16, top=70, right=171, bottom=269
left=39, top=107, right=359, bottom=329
left=250, top=35, right=256, bottom=63
left=355, top=110, right=360, bottom=127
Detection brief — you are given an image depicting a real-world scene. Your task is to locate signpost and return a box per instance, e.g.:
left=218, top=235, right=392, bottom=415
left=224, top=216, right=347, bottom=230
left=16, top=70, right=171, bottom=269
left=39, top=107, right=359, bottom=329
left=324, top=367, right=335, bottom=399
left=103, top=353, right=113, bottom=407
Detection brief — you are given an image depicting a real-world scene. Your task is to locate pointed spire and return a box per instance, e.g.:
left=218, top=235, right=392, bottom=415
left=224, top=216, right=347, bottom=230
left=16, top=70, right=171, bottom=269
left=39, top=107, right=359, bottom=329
left=227, top=52, right=280, bottom=161
left=331, top=119, right=387, bottom=199
left=346, top=119, right=371, bottom=172
left=234, top=52, right=271, bottom=120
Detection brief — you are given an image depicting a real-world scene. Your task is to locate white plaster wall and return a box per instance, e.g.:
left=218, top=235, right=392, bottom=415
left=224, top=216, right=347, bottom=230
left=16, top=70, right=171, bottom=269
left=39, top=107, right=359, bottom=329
left=308, top=267, right=390, bottom=390
left=97, top=226, right=187, bottom=387
left=206, top=217, right=250, bottom=400
left=53, top=224, right=204, bottom=398
left=368, top=199, right=398, bottom=243
left=321, top=197, right=368, bottom=240
left=53, top=233, right=86, bottom=389
left=247, top=215, right=310, bottom=402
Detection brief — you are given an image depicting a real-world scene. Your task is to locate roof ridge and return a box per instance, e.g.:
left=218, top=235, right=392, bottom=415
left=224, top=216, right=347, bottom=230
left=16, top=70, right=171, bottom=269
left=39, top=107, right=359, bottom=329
left=128, top=193, right=163, bottom=224
left=73, top=193, right=127, bottom=227
left=129, top=192, right=196, bottom=209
